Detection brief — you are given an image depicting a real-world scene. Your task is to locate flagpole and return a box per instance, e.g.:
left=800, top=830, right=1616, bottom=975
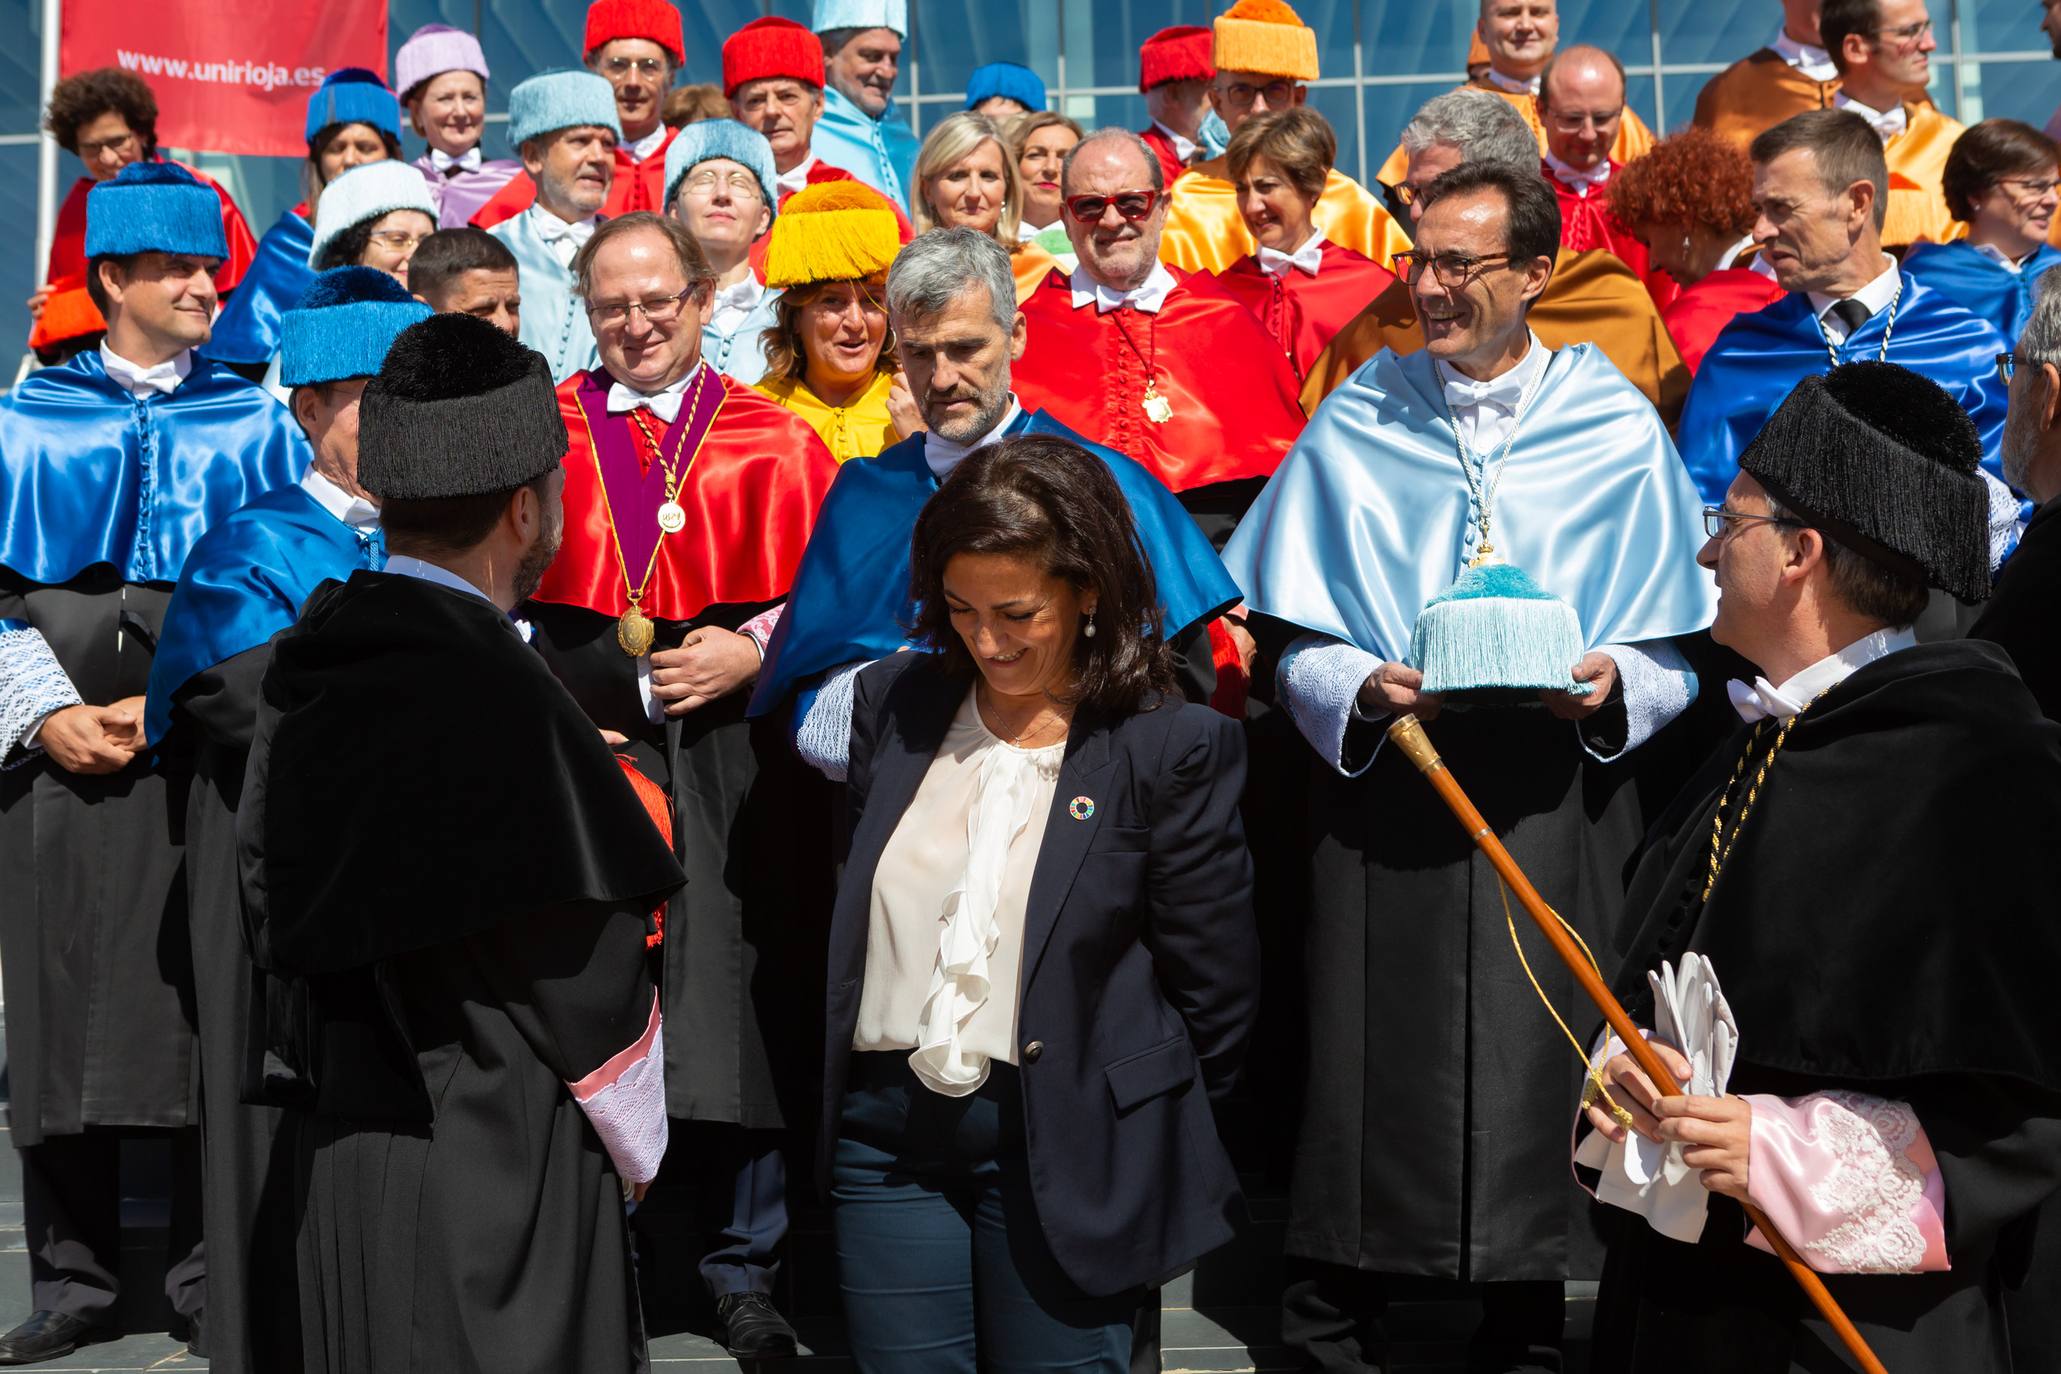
left=34, top=0, right=62, bottom=313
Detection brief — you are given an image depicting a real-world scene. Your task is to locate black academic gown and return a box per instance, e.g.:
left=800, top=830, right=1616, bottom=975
left=1591, top=640, right=2061, bottom=1373
left=240, top=571, right=686, bottom=1374
left=164, top=643, right=301, bottom=1370
left=0, top=570, right=194, bottom=1145
left=528, top=602, right=832, bottom=1130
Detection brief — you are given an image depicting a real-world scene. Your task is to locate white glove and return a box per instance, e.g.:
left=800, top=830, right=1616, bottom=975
left=1575, top=954, right=1738, bottom=1244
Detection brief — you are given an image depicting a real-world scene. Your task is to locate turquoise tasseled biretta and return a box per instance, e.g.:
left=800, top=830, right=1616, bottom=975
left=1407, top=562, right=1593, bottom=700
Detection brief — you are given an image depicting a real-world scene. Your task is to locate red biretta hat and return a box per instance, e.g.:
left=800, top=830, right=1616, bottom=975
left=1139, top=25, right=1214, bottom=93
left=723, top=17, right=826, bottom=96
left=583, top=0, right=685, bottom=68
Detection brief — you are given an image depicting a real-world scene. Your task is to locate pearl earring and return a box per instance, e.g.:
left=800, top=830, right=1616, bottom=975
left=1681, top=235, right=1692, bottom=254
left=1083, top=611, right=1098, bottom=638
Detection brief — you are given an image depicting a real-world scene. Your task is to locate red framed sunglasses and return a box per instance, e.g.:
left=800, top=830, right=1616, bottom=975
left=1064, top=189, right=1161, bottom=223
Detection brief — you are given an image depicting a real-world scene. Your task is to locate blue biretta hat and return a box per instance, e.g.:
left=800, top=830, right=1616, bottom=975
left=281, top=267, right=433, bottom=388
left=964, top=62, right=1045, bottom=112
left=663, top=118, right=779, bottom=213
left=812, top=0, right=906, bottom=36
left=506, top=69, right=623, bottom=151
left=305, top=68, right=401, bottom=144
left=1407, top=562, right=1594, bottom=700
left=84, top=161, right=228, bottom=261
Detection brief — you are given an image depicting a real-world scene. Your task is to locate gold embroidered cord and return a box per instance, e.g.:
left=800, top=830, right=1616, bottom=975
left=1494, top=879, right=1632, bottom=1128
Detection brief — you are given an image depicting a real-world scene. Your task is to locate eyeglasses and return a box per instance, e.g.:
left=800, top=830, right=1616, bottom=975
left=1220, top=80, right=1296, bottom=108
left=1064, top=189, right=1160, bottom=223
left=1872, top=17, right=1933, bottom=46
left=587, top=287, right=696, bottom=327
left=1997, top=176, right=2061, bottom=198
left=1392, top=250, right=1517, bottom=288
left=368, top=229, right=429, bottom=251
left=2000, top=351, right=2023, bottom=384
left=1701, top=506, right=1807, bottom=540
left=78, top=130, right=139, bottom=160
left=1543, top=107, right=1623, bottom=133
left=600, top=56, right=668, bottom=79
left=681, top=169, right=765, bottom=201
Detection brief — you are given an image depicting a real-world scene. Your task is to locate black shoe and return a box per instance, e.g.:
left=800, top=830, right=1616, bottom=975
left=0, top=1311, right=103, bottom=1365
left=715, top=1291, right=797, bottom=1360
left=185, top=1308, right=207, bottom=1358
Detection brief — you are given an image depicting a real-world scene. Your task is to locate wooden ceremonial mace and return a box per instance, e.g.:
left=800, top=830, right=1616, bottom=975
left=1385, top=715, right=1890, bottom=1374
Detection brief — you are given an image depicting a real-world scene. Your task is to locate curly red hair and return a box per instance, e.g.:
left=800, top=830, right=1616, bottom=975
left=1606, top=125, right=1756, bottom=239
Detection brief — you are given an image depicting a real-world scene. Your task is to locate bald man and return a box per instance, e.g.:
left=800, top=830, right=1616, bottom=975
left=1537, top=45, right=1675, bottom=307
left=1376, top=0, right=1653, bottom=190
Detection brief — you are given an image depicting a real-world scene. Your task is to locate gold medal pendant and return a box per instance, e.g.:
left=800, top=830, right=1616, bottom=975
left=1141, top=386, right=1173, bottom=424
left=617, top=601, right=656, bottom=657
left=657, top=501, right=687, bottom=535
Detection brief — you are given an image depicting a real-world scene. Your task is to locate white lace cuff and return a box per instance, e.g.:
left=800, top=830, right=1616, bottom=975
left=1278, top=633, right=1385, bottom=777
left=567, top=992, right=668, bottom=1185
left=0, top=621, right=83, bottom=767
left=796, top=658, right=870, bottom=782
left=1587, top=640, right=1696, bottom=762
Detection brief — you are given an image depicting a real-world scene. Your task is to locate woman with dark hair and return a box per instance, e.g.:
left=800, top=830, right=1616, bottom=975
left=1211, top=107, right=1400, bottom=382
left=1609, top=125, right=1787, bottom=374
left=29, top=67, right=256, bottom=363
left=1906, top=118, right=2061, bottom=343
left=207, top=68, right=404, bottom=376
left=823, top=435, right=1258, bottom=1372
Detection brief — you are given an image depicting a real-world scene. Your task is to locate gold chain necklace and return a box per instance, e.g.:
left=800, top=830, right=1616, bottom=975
left=610, top=367, right=708, bottom=656
left=1701, top=689, right=1829, bottom=901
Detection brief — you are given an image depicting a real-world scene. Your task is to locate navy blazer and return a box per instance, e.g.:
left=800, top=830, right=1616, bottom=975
left=822, top=652, right=1260, bottom=1297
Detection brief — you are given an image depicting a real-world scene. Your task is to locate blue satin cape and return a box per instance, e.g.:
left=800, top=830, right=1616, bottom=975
left=746, top=407, right=1241, bottom=718
left=202, top=210, right=316, bottom=367
left=1221, top=343, right=1716, bottom=661
left=0, top=351, right=309, bottom=588
left=144, top=483, right=379, bottom=743
left=1902, top=239, right=2061, bottom=350
left=811, top=86, right=921, bottom=208
left=1678, top=272, right=2009, bottom=506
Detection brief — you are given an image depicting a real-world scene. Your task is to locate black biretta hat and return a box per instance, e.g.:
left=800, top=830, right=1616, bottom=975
left=358, top=313, right=567, bottom=501
left=1737, top=360, right=1991, bottom=603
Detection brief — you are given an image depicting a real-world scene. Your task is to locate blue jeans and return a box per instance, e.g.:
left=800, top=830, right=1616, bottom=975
left=832, top=1053, right=1138, bottom=1373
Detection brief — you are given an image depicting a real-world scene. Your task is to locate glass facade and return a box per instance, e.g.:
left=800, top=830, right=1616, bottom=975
left=8, top=0, right=2061, bottom=360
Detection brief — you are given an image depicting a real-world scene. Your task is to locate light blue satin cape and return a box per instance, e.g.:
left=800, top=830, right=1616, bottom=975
left=704, top=288, right=782, bottom=386
left=1902, top=239, right=2061, bottom=351
left=1678, top=272, right=2009, bottom=506
left=1221, top=342, right=1716, bottom=661
left=144, top=483, right=380, bottom=743
left=746, top=407, right=1241, bottom=718
left=203, top=209, right=316, bottom=367
left=489, top=208, right=603, bottom=383
left=0, top=351, right=309, bottom=588
left=811, top=86, right=920, bottom=208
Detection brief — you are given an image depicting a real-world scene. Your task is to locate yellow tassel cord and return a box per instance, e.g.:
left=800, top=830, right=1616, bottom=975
left=762, top=182, right=903, bottom=291
left=1494, top=880, right=1636, bottom=1130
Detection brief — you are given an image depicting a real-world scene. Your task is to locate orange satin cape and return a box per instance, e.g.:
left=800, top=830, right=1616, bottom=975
left=1012, top=267, right=1307, bottom=492
left=530, top=369, right=841, bottom=623
left=1299, top=247, right=1689, bottom=427
left=1693, top=49, right=1839, bottom=152
left=1881, top=102, right=1965, bottom=249
left=1375, top=81, right=1655, bottom=187
left=1158, top=164, right=1413, bottom=277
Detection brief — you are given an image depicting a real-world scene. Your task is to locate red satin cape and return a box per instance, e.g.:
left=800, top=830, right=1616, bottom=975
left=1547, top=164, right=1679, bottom=313
left=1011, top=267, right=1307, bottom=492
left=530, top=370, right=841, bottom=622
left=1662, top=268, right=1788, bottom=375
left=1212, top=241, right=1401, bottom=382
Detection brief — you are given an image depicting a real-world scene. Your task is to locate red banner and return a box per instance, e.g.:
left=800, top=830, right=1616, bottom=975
left=61, top=0, right=389, bottom=158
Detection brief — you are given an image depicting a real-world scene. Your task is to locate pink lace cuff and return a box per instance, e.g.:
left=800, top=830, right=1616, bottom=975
left=568, top=992, right=668, bottom=1185
left=740, top=604, right=783, bottom=659
left=1742, top=1091, right=1948, bottom=1274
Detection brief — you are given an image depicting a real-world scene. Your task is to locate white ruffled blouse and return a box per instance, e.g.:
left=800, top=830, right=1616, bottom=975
left=855, top=691, right=1064, bottom=1095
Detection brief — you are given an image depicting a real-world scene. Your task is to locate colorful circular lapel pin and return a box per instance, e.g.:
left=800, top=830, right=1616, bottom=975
left=1068, top=796, right=1095, bottom=821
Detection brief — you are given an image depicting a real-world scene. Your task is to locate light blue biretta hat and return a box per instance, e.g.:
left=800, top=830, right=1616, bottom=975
left=280, top=267, right=432, bottom=388
left=963, top=62, right=1045, bottom=112
left=308, top=161, right=438, bottom=267
left=305, top=68, right=401, bottom=144
left=663, top=118, right=779, bottom=215
left=84, top=162, right=227, bottom=260
left=1407, top=562, right=1594, bottom=699
left=812, top=0, right=907, bottom=36
left=506, top=68, right=623, bottom=152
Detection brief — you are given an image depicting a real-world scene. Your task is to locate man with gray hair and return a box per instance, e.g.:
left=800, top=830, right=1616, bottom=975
left=1011, top=127, right=1307, bottom=543
left=1679, top=109, right=2010, bottom=517
left=1307, top=87, right=1690, bottom=422
left=748, top=225, right=1240, bottom=774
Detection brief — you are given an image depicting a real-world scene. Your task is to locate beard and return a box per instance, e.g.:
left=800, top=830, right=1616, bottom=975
left=924, top=382, right=1011, bottom=444
left=512, top=516, right=563, bottom=604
